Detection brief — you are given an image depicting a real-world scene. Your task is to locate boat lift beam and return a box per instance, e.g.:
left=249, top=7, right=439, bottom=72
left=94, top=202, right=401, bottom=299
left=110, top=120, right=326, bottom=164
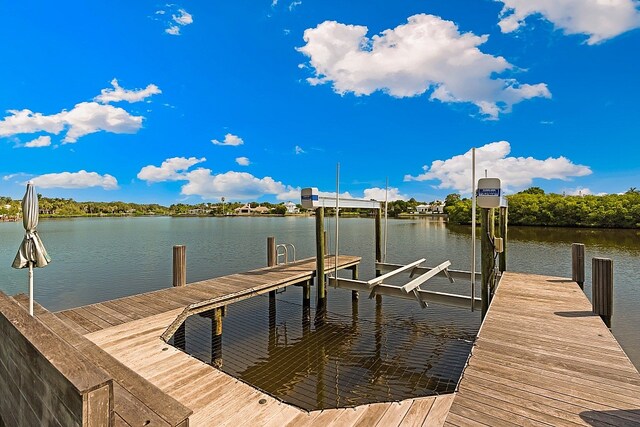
left=376, top=262, right=481, bottom=282
left=328, top=276, right=482, bottom=310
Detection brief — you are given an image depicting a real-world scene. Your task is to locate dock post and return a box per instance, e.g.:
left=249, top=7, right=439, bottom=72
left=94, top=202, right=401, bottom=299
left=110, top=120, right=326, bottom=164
left=480, top=208, right=493, bottom=318
left=498, top=207, right=508, bottom=272
left=267, top=236, right=277, bottom=303
left=173, top=245, right=186, bottom=350
left=374, top=208, right=383, bottom=305
left=572, top=243, right=585, bottom=290
left=172, top=245, right=186, bottom=287
left=351, top=265, right=359, bottom=301
left=592, top=258, right=613, bottom=328
left=200, top=309, right=223, bottom=368
left=315, top=207, right=326, bottom=301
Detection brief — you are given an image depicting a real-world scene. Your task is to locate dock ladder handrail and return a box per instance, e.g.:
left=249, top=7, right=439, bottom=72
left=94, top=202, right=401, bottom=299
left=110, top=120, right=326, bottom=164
left=276, top=243, right=296, bottom=265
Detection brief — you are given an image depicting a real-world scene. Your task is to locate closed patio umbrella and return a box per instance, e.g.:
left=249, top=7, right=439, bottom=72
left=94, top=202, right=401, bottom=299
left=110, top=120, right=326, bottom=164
left=12, top=181, right=51, bottom=316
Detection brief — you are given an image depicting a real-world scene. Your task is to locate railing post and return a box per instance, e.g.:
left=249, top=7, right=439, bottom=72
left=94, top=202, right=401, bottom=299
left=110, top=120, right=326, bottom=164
left=172, top=245, right=186, bottom=287
left=592, top=258, right=613, bottom=328
left=572, top=243, right=585, bottom=290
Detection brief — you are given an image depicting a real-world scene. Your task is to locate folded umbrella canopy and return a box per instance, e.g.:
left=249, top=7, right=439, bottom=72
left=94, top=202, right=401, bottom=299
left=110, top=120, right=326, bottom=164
left=12, top=182, right=51, bottom=316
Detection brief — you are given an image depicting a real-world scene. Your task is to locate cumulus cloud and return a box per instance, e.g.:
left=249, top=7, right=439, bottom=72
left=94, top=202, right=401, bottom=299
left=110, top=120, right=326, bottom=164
left=212, top=133, right=244, bottom=146
left=298, top=14, right=551, bottom=119
left=24, top=136, right=52, bottom=148
left=137, top=156, right=206, bottom=182
left=363, top=187, right=408, bottom=201
left=497, top=0, right=640, bottom=44
left=0, top=102, right=144, bottom=143
left=94, top=79, right=161, bottom=104
left=235, top=156, right=250, bottom=166
left=161, top=7, right=193, bottom=36
left=31, top=170, right=118, bottom=190
left=404, top=141, right=592, bottom=194
left=137, top=157, right=298, bottom=200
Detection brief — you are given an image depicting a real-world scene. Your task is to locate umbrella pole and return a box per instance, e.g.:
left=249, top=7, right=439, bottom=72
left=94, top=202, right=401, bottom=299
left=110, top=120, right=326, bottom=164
left=29, top=262, right=34, bottom=316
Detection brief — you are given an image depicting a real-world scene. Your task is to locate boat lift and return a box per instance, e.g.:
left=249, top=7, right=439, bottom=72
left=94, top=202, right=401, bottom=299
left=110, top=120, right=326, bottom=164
left=302, top=187, right=482, bottom=311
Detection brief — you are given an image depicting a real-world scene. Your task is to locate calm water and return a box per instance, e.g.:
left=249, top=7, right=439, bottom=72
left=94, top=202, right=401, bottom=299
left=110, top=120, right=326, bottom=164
left=1, top=216, right=638, bottom=373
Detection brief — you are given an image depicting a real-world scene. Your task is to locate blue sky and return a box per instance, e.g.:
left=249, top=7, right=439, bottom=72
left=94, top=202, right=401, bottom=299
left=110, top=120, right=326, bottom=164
left=1, top=0, right=639, bottom=204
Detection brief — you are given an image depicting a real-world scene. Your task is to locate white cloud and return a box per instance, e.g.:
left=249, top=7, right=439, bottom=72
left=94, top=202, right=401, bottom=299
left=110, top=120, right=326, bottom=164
left=363, top=187, right=408, bottom=201
left=31, top=170, right=118, bottom=190
left=166, top=26, right=181, bottom=36
left=173, top=9, right=193, bottom=25
left=162, top=7, right=193, bottom=36
left=62, top=102, right=143, bottom=143
left=235, top=156, right=250, bottom=166
left=212, top=133, right=244, bottom=146
left=298, top=14, right=551, bottom=119
left=137, top=156, right=206, bottom=182
left=404, top=141, right=592, bottom=194
left=94, top=79, right=161, bottom=104
left=272, top=0, right=279, bottom=7
left=0, top=109, right=66, bottom=137
left=0, top=102, right=144, bottom=143
left=497, top=0, right=640, bottom=44
left=564, top=187, right=592, bottom=196
left=182, top=170, right=298, bottom=200
left=137, top=156, right=299, bottom=201
left=289, top=1, right=302, bottom=11
left=295, top=145, right=305, bottom=154
left=24, top=135, right=51, bottom=148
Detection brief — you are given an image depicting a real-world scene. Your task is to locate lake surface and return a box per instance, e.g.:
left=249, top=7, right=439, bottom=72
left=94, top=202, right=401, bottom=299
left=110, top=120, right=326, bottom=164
left=1, top=216, right=638, bottom=371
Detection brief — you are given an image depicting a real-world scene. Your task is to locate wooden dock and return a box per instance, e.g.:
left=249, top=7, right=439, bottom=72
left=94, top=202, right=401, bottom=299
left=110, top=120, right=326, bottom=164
left=3, top=258, right=640, bottom=426
left=444, top=272, right=640, bottom=426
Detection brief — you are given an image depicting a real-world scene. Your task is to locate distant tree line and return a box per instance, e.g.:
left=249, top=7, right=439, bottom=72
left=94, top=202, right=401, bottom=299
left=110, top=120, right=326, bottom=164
left=445, top=187, right=640, bottom=229
left=0, top=195, right=303, bottom=218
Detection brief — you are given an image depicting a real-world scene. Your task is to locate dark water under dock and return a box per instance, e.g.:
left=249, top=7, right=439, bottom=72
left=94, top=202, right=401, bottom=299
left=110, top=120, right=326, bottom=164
left=172, top=281, right=478, bottom=411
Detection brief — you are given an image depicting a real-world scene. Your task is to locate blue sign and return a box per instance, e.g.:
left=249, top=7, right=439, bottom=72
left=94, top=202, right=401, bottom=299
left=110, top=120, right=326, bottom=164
left=477, top=188, right=500, bottom=197
left=301, top=194, right=319, bottom=201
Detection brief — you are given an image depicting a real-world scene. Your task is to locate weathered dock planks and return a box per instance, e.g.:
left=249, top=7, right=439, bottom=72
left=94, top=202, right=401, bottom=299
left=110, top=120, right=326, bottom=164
left=444, top=272, right=640, bottom=427
left=56, top=255, right=360, bottom=334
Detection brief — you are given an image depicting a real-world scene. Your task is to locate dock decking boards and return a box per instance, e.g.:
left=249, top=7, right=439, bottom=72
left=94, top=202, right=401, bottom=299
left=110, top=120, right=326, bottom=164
left=55, top=255, right=360, bottom=333
left=11, top=258, right=638, bottom=426
left=444, top=272, right=640, bottom=427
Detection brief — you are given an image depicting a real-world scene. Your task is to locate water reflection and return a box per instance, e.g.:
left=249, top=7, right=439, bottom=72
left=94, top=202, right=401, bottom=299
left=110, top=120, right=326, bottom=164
left=177, top=285, right=476, bottom=411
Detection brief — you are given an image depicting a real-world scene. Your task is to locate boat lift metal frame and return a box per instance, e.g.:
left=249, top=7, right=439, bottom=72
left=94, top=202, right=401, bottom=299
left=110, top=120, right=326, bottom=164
left=328, top=259, right=482, bottom=310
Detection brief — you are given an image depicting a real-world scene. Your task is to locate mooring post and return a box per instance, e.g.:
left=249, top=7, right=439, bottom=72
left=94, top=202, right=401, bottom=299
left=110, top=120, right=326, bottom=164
left=200, top=309, right=223, bottom=368
left=480, top=208, right=492, bottom=319
left=592, top=257, right=613, bottom=328
left=572, top=243, right=585, bottom=290
left=375, top=208, right=382, bottom=275
left=316, top=207, right=326, bottom=301
left=172, top=245, right=186, bottom=287
left=172, top=245, right=186, bottom=350
left=351, top=265, right=359, bottom=301
left=498, top=206, right=508, bottom=272
left=267, top=237, right=277, bottom=302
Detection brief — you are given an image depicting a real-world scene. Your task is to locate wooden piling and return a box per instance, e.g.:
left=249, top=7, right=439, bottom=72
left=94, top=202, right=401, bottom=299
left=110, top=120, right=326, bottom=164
left=592, top=257, right=613, bottom=328
left=572, top=243, right=585, bottom=289
left=480, top=208, right=492, bottom=318
left=351, top=265, right=359, bottom=301
left=212, top=308, right=223, bottom=368
left=267, top=237, right=277, bottom=301
left=267, top=236, right=277, bottom=267
left=316, top=207, right=326, bottom=300
left=172, top=245, right=186, bottom=287
left=498, top=206, right=508, bottom=272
